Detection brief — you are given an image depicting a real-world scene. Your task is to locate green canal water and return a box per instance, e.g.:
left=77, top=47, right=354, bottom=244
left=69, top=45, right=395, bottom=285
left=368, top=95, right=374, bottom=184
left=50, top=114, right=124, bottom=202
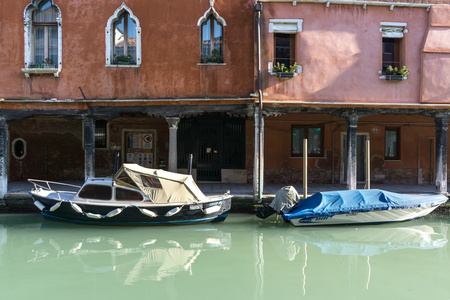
left=0, top=213, right=449, bottom=300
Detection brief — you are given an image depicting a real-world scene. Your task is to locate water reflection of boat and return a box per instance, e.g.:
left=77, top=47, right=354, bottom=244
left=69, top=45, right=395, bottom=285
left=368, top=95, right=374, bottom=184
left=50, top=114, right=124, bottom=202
left=271, top=220, right=448, bottom=260
left=29, top=223, right=231, bottom=284
left=267, top=219, right=449, bottom=295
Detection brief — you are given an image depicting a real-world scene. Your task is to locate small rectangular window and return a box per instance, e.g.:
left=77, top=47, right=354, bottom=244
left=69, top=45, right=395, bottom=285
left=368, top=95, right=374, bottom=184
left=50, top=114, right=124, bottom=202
left=95, top=120, right=107, bottom=149
left=275, top=33, right=295, bottom=67
left=291, top=125, right=324, bottom=157
left=115, top=187, right=143, bottom=201
left=385, top=127, right=400, bottom=160
left=78, top=184, right=112, bottom=200
left=382, top=38, right=400, bottom=71
left=380, top=22, right=406, bottom=72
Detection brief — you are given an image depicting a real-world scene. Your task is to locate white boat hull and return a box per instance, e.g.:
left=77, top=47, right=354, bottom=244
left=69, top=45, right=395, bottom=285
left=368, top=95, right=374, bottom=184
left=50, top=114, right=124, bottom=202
left=289, top=205, right=440, bottom=227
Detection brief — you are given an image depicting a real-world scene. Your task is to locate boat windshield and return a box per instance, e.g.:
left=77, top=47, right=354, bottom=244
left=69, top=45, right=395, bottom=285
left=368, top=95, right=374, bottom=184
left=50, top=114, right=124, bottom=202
left=78, top=184, right=112, bottom=200
left=115, top=187, right=144, bottom=201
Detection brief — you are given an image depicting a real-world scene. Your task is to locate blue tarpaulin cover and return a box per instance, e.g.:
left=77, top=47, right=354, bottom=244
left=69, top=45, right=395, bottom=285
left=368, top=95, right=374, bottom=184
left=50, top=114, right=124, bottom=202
left=282, top=189, right=448, bottom=221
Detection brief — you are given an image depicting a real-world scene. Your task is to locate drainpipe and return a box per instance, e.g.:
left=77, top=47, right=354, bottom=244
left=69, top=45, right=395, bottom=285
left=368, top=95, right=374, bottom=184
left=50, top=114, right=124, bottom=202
left=254, top=1, right=264, bottom=201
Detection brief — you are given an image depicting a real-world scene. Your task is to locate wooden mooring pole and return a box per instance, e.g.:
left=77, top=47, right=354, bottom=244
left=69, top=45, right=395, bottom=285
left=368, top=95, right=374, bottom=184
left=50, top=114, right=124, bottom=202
left=365, top=139, right=370, bottom=189
left=303, top=139, right=308, bottom=199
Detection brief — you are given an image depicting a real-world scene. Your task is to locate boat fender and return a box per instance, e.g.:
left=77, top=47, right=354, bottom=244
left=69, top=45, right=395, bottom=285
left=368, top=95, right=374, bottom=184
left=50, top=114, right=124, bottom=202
left=140, top=208, right=158, bottom=217
left=106, top=208, right=123, bottom=218
left=33, top=200, right=46, bottom=211
left=85, top=212, right=103, bottom=219
left=49, top=201, right=62, bottom=212
left=165, top=206, right=182, bottom=217
left=204, top=205, right=221, bottom=214
left=70, top=203, right=83, bottom=214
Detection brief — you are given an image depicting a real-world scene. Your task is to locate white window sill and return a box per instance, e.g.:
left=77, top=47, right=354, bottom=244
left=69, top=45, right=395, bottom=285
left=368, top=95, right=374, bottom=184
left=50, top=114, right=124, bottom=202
left=106, top=64, right=140, bottom=68
left=22, top=68, right=61, bottom=78
left=197, top=63, right=226, bottom=66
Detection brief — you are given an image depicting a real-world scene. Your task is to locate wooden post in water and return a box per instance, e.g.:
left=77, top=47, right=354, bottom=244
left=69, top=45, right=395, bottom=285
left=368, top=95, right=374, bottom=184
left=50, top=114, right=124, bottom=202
left=187, top=154, right=193, bottom=175
left=365, top=139, right=370, bottom=189
left=0, top=118, right=8, bottom=199
left=303, top=138, right=308, bottom=199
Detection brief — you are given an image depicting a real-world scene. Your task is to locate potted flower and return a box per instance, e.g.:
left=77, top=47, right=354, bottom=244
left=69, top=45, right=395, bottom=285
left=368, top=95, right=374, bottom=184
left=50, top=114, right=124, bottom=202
left=30, top=58, right=56, bottom=69
left=210, top=49, right=224, bottom=63
left=385, top=65, right=409, bottom=81
left=114, top=54, right=134, bottom=65
left=272, top=62, right=298, bottom=78
left=201, top=54, right=209, bottom=64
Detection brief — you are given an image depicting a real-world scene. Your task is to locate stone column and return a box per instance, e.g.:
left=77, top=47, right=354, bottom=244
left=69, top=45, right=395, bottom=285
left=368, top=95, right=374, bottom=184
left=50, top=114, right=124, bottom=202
left=166, top=117, right=180, bottom=173
left=83, top=117, right=95, bottom=180
left=0, top=118, right=8, bottom=199
left=346, top=115, right=358, bottom=190
left=435, top=115, right=448, bottom=194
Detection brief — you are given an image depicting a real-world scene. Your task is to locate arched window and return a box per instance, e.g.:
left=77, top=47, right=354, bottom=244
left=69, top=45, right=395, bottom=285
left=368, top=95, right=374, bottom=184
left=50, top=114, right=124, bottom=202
left=113, top=12, right=136, bottom=64
left=23, top=0, right=62, bottom=78
left=197, top=3, right=226, bottom=64
left=106, top=3, right=141, bottom=67
left=32, top=1, right=58, bottom=65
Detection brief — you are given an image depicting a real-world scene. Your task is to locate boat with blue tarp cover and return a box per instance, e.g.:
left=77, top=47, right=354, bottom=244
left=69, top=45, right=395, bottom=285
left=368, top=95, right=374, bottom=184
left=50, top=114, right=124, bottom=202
left=29, top=164, right=232, bottom=225
left=256, top=187, right=448, bottom=226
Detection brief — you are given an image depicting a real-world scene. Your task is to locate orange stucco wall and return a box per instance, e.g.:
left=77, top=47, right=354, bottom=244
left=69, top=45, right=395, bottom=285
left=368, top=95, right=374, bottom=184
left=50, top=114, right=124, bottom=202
left=0, top=0, right=254, bottom=100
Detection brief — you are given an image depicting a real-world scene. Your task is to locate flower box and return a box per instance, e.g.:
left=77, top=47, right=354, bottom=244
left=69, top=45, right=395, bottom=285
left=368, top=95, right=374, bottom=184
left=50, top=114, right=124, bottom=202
left=29, top=63, right=56, bottom=69
left=277, top=72, right=296, bottom=78
left=385, top=75, right=405, bottom=81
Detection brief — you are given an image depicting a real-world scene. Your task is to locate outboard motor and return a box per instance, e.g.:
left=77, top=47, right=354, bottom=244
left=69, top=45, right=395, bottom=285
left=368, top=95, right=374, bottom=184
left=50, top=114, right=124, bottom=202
left=256, top=186, right=300, bottom=219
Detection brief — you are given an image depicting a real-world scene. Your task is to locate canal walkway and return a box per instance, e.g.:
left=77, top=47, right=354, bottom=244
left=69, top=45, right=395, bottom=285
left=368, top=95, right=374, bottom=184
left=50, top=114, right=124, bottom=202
left=1, top=180, right=448, bottom=212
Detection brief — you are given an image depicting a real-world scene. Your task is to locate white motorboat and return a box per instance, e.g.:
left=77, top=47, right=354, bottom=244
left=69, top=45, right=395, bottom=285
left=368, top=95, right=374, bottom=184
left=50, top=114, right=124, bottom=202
left=29, top=164, right=232, bottom=225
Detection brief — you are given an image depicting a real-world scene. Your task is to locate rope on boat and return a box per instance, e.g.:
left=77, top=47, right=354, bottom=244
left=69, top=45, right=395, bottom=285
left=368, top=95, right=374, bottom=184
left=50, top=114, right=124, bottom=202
left=33, top=200, right=187, bottom=219
left=34, top=199, right=128, bottom=219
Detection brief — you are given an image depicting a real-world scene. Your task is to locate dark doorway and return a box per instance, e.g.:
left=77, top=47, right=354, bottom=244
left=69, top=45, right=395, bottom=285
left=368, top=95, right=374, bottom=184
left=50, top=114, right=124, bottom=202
left=178, top=114, right=245, bottom=181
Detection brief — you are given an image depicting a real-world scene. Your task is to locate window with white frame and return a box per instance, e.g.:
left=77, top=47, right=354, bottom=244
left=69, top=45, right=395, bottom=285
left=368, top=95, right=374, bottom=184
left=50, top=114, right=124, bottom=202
left=23, top=0, right=62, bottom=78
left=380, top=22, right=407, bottom=72
left=197, top=2, right=226, bottom=64
left=105, top=3, right=141, bottom=67
left=385, top=127, right=400, bottom=160
left=269, top=19, right=302, bottom=74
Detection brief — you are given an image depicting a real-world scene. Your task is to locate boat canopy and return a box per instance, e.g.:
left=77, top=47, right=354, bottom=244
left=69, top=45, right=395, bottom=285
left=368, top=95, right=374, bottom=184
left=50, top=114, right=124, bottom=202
left=114, top=164, right=206, bottom=204
left=282, top=189, right=448, bottom=221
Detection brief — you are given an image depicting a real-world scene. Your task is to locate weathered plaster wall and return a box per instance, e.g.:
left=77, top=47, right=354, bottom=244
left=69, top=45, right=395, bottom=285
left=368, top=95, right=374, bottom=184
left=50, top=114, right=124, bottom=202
left=261, top=3, right=429, bottom=103
left=260, top=114, right=441, bottom=184
left=421, top=6, right=450, bottom=103
left=8, top=116, right=170, bottom=181
left=0, top=0, right=254, bottom=100
left=9, top=118, right=84, bottom=181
